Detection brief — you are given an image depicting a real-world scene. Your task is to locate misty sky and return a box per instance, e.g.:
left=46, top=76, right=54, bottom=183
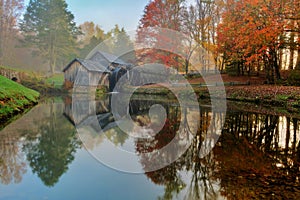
left=23, top=0, right=150, bottom=32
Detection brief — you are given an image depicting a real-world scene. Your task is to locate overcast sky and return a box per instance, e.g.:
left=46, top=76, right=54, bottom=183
left=23, top=0, right=150, bottom=32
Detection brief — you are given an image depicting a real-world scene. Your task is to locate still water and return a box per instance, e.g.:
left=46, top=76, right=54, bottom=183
left=0, top=96, right=300, bottom=199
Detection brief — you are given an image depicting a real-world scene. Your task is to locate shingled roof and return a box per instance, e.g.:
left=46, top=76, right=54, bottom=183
left=63, top=58, right=110, bottom=73
left=90, top=51, right=129, bottom=66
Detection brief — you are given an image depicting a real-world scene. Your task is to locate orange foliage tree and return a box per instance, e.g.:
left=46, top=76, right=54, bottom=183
left=217, top=0, right=286, bottom=83
left=136, top=0, right=186, bottom=69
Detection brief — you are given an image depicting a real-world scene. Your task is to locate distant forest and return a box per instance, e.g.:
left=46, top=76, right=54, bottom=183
left=0, top=0, right=299, bottom=83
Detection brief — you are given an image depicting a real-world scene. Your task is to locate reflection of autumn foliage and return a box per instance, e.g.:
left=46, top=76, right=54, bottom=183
left=214, top=135, right=298, bottom=199
left=0, top=134, right=26, bottom=185
left=136, top=118, right=180, bottom=153
left=213, top=114, right=300, bottom=199
left=134, top=102, right=181, bottom=154
left=140, top=106, right=300, bottom=199
left=146, top=164, right=186, bottom=200
left=153, top=118, right=180, bottom=149
left=137, top=107, right=220, bottom=200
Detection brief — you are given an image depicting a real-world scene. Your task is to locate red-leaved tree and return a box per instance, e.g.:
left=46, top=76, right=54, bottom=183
left=217, top=0, right=285, bottom=83
left=136, top=0, right=186, bottom=69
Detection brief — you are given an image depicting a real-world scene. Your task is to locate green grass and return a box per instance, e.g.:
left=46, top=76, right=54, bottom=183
left=22, top=74, right=66, bottom=94
left=45, top=73, right=64, bottom=88
left=0, top=75, right=39, bottom=120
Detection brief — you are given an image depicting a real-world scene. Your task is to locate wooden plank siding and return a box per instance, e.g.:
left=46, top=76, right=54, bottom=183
left=64, top=51, right=134, bottom=92
left=64, top=60, right=110, bottom=90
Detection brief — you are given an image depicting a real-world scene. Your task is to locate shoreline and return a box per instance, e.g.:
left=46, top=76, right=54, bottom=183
left=2, top=80, right=300, bottom=129
left=0, top=75, right=40, bottom=129
left=128, top=84, right=300, bottom=112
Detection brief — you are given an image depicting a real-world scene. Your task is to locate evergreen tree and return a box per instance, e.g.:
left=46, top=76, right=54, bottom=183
left=109, top=25, right=135, bottom=62
left=77, top=21, right=107, bottom=58
left=20, top=0, right=79, bottom=74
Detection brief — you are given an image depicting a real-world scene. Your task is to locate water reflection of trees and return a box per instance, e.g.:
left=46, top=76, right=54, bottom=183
left=22, top=101, right=80, bottom=187
left=135, top=103, right=300, bottom=199
left=0, top=100, right=80, bottom=187
left=136, top=105, right=223, bottom=200
left=0, top=133, right=26, bottom=185
left=63, top=94, right=300, bottom=198
left=215, top=112, right=300, bottom=199
left=0, top=103, right=48, bottom=185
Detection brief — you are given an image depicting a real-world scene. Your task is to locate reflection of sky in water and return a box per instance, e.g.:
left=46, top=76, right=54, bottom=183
left=251, top=115, right=300, bottom=149
left=178, top=170, right=224, bottom=200
left=277, top=117, right=300, bottom=148
left=0, top=148, right=164, bottom=200
left=1, top=98, right=300, bottom=199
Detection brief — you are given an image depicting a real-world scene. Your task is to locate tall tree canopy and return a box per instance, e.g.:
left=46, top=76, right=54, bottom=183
left=78, top=21, right=106, bottom=47
left=107, top=25, right=134, bottom=59
left=20, top=0, right=79, bottom=74
left=0, top=0, right=24, bottom=65
left=78, top=23, right=134, bottom=62
left=136, top=0, right=223, bottom=74
left=77, top=21, right=107, bottom=58
left=217, top=0, right=300, bottom=83
left=182, top=0, right=224, bottom=73
left=136, top=0, right=186, bottom=68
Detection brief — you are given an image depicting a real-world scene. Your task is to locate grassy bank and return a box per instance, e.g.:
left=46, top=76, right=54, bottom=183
left=21, top=73, right=66, bottom=95
left=0, top=75, right=40, bottom=126
left=0, top=65, right=66, bottom=95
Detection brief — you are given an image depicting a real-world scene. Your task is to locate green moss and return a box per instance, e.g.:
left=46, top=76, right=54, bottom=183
left=96, top=86, right=109, bottom=98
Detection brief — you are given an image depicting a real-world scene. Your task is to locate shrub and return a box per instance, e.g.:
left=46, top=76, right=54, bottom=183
left=287, top=70, right=300, bottom=86
left=226, top=63, right=239, bottom=76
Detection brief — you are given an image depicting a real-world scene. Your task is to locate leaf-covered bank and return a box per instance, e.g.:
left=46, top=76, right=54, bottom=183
left=126, top=84, right=300, bottom=111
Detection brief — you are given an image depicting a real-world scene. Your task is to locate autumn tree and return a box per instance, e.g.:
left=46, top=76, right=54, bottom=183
left=217, top=0, right=285, bottom=83
left=78, top=21, right=105, bottom=46
left=20, top=0, right=79, bottom=74
left=77, top=21, right=107, bottom=58
left=136, top=0, right=186, bottom=70
left=284, top=0, right=300, bottom=70
left=282, top=0, right=300, bottom=85
left=182, top=0, right=224, bottom=74
left=0, top=0, right=23, bottom=65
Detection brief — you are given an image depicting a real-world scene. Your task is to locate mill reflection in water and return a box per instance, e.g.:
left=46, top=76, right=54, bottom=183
left=64, top=94, right=300, bottom=199
left=0, top=96, right=299, bottom=199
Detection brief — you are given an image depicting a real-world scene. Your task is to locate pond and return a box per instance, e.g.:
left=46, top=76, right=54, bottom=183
left=0, top=95, right=300, bottom=199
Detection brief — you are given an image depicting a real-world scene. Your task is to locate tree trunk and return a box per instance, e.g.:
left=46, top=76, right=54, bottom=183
left=271, top=48, right=281, bottom=81
left=274, top=61, right=281, bottom=80
left=296, top=22, right=300, bottom=70
left=289, top=32, right=295, bottom=70
left=185, top=59, right=189, bottom=75
left=295, top=48, right=300, bottom=70
left=0, top=0, right=3, bottom=64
